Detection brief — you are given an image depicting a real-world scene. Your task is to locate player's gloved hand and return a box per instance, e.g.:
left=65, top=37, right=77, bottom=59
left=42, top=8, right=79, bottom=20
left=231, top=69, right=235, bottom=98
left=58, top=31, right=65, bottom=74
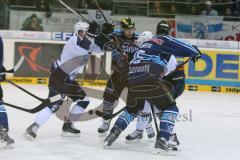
left=88, top=21, right=100, bottom=38
left=192, top=45, right=202, bottom=63
left=0, top=66, right=6, bottom=82
left=101, top=22, right=115, bottom=35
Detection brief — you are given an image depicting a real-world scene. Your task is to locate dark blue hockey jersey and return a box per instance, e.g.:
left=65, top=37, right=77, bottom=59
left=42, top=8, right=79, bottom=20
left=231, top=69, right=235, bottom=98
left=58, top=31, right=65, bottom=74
left=110, top=30, right=139, bottom=62
left=131, top=35, right=200, bottom=66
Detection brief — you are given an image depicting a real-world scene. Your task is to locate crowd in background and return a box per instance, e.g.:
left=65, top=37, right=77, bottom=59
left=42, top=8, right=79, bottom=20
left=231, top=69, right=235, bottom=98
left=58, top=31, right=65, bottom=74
left=150, top=0, right=240, bottom=17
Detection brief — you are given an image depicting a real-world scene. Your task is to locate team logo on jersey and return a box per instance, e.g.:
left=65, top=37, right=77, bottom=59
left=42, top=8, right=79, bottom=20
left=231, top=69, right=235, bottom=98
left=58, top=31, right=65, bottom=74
left=150, top=38, right=164, bottom=45
left=121, top=40, right=138, bottom=54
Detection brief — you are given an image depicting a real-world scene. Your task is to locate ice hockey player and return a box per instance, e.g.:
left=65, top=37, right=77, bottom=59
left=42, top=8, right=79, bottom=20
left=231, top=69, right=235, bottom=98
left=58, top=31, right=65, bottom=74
left=126, top=20, right=185, bottom=145
left=103, top=30, right=201, bottom=155
left=97, top=17, right=139, bottom=134
left=24, top=20, right=113, bottom=139
left=0, top=36, right=14, bottom=149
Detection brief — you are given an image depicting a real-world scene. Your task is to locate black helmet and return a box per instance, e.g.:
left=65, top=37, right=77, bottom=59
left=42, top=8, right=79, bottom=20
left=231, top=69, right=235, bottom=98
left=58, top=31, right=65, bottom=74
left=120, top=17, right=135, bottom=29
left=156, top=20, right=171, bottom=35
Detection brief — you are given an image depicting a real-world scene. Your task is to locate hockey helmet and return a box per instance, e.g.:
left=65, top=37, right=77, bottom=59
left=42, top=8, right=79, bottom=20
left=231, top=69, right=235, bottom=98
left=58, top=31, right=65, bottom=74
left=156, top=20, right=171, bottom=35
left=120, top=17, right=135, bottom=29
left=74, top=21, right=89, bottom=35
left=136, top=31, right=153, bottom=46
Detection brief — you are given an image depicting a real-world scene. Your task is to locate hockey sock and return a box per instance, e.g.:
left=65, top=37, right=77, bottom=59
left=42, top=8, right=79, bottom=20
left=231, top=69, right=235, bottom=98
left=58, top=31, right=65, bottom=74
left=111, top=109, right=136, bottom=133
left=103, top=100, right=114, bottom=116
left=34, top=107, right=53, bottom=128
left=69, top=104, right=85, bottom=121
left=136, top=101, right=152, bottom=131
left=159, top=104, right=179, bottom=140
left=136, top=112, right=151, bottom=131
left=0, top=104, right=8, bottom=130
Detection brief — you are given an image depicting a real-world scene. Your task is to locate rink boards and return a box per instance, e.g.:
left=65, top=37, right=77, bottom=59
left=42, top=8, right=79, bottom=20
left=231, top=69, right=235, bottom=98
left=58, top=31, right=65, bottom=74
left=1, top=32, right=239, bottom=94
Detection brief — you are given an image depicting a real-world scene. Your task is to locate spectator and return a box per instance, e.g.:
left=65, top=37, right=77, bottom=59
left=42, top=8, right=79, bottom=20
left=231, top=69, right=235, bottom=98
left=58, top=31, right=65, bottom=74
left=201, top=1, right=219, bottom=16
left=191, top=5, right=198, bottom=15
left=170, top=4, right=177, bottom=14
left=224, top=8, right=232, bottom=16
left=35, top=0, right=52, bottom=17
left=232, top=0, right=240, bottom=16
left=152, top=1, right=161, bottom=14
left=35, top=0, right=50, bottom=11
left=21, top=14, right=44, bottom=31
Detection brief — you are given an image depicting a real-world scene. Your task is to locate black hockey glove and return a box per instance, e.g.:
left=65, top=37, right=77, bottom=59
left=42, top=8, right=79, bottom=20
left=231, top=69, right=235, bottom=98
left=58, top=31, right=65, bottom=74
left=192, top=45, right=202, bottom=63
left=88, top=21, right=100, bottom=38
left=101, top=23, right=115, bottom=35
left=0, top=66, right=6, bottom=82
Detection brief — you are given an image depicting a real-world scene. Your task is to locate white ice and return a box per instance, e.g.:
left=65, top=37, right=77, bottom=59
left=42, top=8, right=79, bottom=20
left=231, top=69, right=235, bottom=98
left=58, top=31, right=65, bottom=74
left=0, top=84, right=240, bottom=160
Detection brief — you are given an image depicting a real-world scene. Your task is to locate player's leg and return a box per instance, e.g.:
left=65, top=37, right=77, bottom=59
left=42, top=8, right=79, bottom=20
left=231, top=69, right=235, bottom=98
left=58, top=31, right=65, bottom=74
left=103, top=108, right=137, bottom=148
left=126, top=101, right=155, bottom=141
left=24, top=89, right=64, bottom=140
left=154, top=103, right=179, bottom=155
left=0, top=85, right=14, bottom=148
left=103, top=93, right=143, bottom=147
left=149, top=83, right=179, bottom=155
left=98, top=72, right=127, bottom=134
left=61, top=83, right=89, bottom=137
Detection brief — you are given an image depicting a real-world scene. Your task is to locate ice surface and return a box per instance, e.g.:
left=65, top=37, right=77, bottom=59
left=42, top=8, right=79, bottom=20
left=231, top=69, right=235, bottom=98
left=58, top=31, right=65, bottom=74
left=0, top=84, right=240, bottom=160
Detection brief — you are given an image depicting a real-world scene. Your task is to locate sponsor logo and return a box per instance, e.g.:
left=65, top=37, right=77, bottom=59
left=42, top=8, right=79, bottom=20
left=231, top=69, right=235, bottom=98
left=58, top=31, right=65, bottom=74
left=140, top=43, right=152, bottom=49
left=52, top=32, right=74, bottom=41
left=226, top=88, right=240, bottom=93
left=211, top=86, right=221, bottom=92
left=188, top=85, right=198, bottom=91
left=129, top=64, right=150, bottom=74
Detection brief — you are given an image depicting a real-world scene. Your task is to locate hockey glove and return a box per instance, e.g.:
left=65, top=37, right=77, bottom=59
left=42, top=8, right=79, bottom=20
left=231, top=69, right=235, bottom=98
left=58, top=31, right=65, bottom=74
left=88, top=21, right=100, bottom=38
left=101, top=23, right=115, bottom=35
left=192, top=45, right=202, bottom=63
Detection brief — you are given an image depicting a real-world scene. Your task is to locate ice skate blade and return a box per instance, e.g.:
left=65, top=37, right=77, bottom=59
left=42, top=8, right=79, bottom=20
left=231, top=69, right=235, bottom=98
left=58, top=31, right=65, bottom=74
left=23, top=131, right=35, bottom=141
left=153, top=148, right=178, bottom=156
left=0, top=142, right=14, bottom=150
left=125, top=139, right=141, bottom=144
left=61, top=131, right=80, bottom=137
left=103, top=142, right=110, bottom=149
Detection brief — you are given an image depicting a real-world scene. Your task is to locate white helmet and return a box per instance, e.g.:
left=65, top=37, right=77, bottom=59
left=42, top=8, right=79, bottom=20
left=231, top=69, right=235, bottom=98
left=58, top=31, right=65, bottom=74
left=136, top=31, right=153, bottom=46
left=74, top=21, right=89, bottom=35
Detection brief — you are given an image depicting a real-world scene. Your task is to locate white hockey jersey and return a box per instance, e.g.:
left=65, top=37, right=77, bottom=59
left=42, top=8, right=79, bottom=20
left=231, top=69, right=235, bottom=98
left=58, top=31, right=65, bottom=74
left=54, top=35, right=102, bottom=78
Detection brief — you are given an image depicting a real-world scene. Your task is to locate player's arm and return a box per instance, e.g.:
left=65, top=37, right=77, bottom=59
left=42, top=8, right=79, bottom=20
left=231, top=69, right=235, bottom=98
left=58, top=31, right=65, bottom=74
left=161, top=36, right=201, bottom=58
left=91, top=22, right=115, bottom=51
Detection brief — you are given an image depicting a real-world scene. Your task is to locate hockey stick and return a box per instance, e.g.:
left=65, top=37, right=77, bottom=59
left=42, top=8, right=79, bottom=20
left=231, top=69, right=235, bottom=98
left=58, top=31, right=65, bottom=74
left=150, top=103, right=160, bottom=138
left=58, top=0, right=124, bottom=52
left=1, top=95, right=62, bottom=113
left=4, top=79, right=46, bottom=102
left=94, top=0, right=108, bottom=23
left=94, top=106, right=126, bottom=119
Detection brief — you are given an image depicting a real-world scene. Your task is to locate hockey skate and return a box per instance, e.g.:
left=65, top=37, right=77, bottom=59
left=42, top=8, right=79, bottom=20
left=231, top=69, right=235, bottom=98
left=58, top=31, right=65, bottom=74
left=125, top=130, right=143, bottom=142
left=23, top=123, right=39, bottom=140
left=98, top=119, right=110, bottom=136
left=103, top=127, right=121, bottom=148
left=153, top=136, right=179, bottom=156
left=0, top=125, right=14, bottom=149
left=169, top=133, right=180, bottom=147
left=61, top=120, right=80, bottom=137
